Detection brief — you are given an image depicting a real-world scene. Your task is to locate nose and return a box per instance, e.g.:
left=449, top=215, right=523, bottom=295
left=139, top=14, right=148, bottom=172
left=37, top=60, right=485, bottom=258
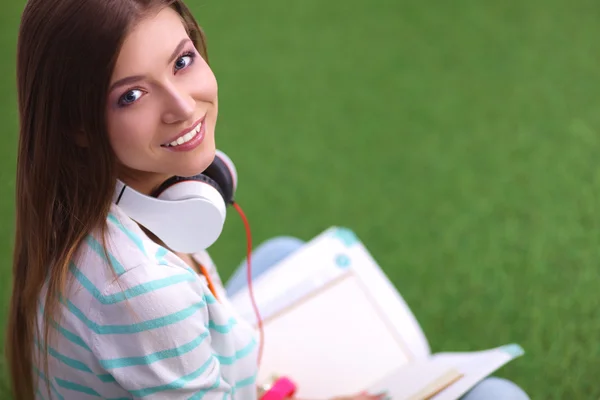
left=161, top=83, right=195, bottom=124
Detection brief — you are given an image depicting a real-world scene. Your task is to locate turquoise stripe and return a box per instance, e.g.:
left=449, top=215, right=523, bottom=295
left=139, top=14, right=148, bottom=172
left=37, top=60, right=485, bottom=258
left=65, top=298, right=206, bottom=334
left=208, top=317, right=236, bottom=334
left=55, top=323, right=92, bottom=352
left=34, top=367, right=64, bottom=400
left=108, top=213, right=146, bottom=255
left=235, top=374, right=257, bottom=389
left=187, top=374, right=256, bottom=399
left=40, top=338, right=122, bottom=385
left=214, top=339, right=257, bottom=365
left=156, top=249, right=172, bottom=266
left=36, top=388, right=45, bottom=400
left=98, top=373, right=117, bottom=383
left=46, top=345, right=93, bottom=373
left=55, top=378, right=100, bottom=397
left=187, top=374, right=254, bottom=399
left=154, top=245, right=172, bottom=267
left=205, top=293, right=217, bottom=304
left=188, top=375, right=222, bottom=400
left=100, top=331, right=209, bottom=369
left=86, top=235, right=125, bottom=275
left=155, top=246, right=168, bottom=260
left=130, top=356, right=215, bottom=397
left=69, top=262, right=196, bottom=304
left=39, top=300, right=92, bottom=352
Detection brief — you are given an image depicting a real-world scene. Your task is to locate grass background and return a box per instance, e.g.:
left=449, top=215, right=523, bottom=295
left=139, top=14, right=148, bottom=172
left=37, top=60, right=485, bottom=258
left=0, top=0, right=599, bottom=398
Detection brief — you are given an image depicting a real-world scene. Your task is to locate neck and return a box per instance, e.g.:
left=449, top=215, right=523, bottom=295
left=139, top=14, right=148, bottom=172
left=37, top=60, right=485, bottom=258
left=118, top=167, right=172, bottom=196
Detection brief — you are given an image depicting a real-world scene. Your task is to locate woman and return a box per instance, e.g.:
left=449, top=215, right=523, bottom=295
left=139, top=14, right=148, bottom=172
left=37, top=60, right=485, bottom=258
left=6, top=0, right=529, bottom=399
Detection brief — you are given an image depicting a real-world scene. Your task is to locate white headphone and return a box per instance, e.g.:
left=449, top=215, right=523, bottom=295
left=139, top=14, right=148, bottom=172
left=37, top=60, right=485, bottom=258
left=112, top=150, right=238, bottom=253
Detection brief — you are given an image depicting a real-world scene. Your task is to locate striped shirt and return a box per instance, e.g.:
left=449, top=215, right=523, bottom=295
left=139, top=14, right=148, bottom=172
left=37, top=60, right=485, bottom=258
left=34, top=203, right=259, bottom=399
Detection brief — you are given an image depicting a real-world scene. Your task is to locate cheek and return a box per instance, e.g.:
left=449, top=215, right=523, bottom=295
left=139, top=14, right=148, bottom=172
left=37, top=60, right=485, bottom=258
left=203, top=72, right=218, bottom=101
left=190, top=60, right=218, bottom=101
left=106, top=109, right=157, bottom=161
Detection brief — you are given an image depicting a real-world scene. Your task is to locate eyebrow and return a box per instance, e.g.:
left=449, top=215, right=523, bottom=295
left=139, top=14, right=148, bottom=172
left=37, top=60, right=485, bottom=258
left=109, top=38, right=192, bottom=92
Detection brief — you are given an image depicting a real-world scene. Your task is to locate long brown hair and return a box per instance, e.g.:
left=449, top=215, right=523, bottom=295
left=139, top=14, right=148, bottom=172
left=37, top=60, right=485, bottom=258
left=7, top=0, right=208, bottom=398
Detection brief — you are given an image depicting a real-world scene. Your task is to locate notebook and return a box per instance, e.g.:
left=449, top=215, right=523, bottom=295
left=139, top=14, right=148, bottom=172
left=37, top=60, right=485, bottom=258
left=228, top=227, right=524, bottom=399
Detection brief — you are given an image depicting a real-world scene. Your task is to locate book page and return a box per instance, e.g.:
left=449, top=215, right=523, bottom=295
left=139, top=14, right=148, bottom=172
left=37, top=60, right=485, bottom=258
left=366, top=345, right=523, bottom=400
left=367, top=361, right=463, bottom=400
left=428, top=345, right=524, bottom=400
left=229, top=226, right=431, bottom=361
left=256, top=274, right=413, bottom=399
left=345, top=238, right=431, bottom=360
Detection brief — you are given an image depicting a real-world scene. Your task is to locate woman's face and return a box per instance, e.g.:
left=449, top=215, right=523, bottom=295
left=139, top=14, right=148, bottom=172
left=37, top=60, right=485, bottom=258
left=106, top=6, right=218, bottom=194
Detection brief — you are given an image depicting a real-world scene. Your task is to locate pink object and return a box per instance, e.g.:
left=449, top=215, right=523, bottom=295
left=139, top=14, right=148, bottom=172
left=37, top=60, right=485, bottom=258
left=260, top=377, right=297, bottom=400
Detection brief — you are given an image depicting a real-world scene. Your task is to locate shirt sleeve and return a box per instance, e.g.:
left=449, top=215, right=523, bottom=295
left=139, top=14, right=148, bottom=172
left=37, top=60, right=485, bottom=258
left=88, top=262, right=232, bottom=399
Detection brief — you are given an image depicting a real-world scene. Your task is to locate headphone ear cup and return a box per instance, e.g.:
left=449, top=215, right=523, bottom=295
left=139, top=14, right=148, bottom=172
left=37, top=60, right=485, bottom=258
left=203, top=152, right=236, bottom=204
left=151, top=174, right=225, bottom=201
left=194, top=174, right=226, bottom=200
left=116, top=176, right=227, bottom=252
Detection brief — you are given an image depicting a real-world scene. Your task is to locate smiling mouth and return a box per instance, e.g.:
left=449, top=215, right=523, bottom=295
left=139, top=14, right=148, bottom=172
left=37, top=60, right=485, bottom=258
left=162, top=121, right=202, bottom=147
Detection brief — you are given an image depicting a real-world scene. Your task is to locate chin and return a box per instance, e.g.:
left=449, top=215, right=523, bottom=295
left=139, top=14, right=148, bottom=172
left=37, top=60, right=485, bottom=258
left=178, top=148, right=216, bottom=177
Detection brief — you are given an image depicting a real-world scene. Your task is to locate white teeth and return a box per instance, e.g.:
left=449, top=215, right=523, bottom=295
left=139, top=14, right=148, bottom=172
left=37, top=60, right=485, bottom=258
left=167, top=122, right=202, bottom=147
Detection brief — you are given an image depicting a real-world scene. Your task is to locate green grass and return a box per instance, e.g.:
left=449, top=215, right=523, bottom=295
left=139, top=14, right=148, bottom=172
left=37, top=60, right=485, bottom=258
left=1, top=0, right=599, bottom=398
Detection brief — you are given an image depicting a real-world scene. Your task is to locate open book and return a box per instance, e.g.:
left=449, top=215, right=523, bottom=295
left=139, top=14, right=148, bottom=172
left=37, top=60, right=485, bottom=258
left=228, top=227, right=524, bottom=399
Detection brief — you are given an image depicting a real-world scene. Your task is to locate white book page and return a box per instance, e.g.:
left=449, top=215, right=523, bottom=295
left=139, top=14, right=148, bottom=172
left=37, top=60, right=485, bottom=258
left=346, top=239, right=431, bottom=360
left=367, top=361, right=463, bottom=400
left=229, top=227, right=431, bottom=361
left=365, top=345, right=523, bottom=399
left=429, top=345, right=524, bottom=400
left=256, top=274, right=413, bottom=398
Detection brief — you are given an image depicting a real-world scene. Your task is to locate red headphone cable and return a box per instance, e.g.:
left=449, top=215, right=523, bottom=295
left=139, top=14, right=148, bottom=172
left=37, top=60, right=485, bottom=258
left=232, top=201, right=264, bottom=368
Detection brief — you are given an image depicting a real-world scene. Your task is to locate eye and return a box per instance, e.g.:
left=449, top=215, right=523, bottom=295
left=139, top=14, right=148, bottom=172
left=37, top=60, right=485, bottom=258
left=118, top=89, right=144, bottom=107
left=174, top=51, right=196, bottom=72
